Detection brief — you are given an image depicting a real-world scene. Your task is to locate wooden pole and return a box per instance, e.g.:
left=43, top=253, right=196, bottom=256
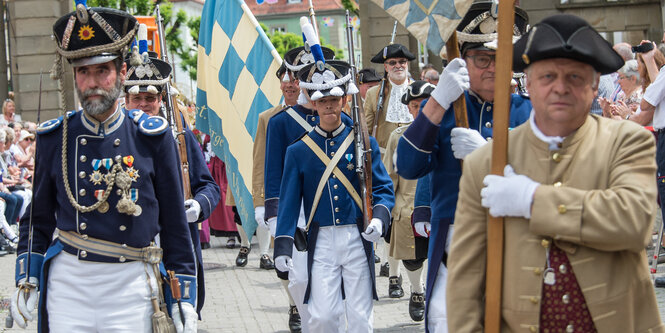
left=445, top=32, right=468, bottom=129
left=484, top=1, right=516, bottom=332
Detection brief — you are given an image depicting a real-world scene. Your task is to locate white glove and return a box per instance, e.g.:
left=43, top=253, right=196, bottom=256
left=431, top=58, right=470, bottom=110
left=255, top=206, right=267, bottom=229
left=481, top=165, right=540, bottom=218
left=414, top=222, right=431, bottom=238
left=10, top=277, right=39, bottom=328
left=361, top=218, right=383, bottom=242
left=184, top=199, right=201, bottom=223
left=275, top=255, right=293, bottom=272
left=267, top=217, right=277, bottom=238
left=451, top=127, right=487, bottom=160
left=171, top=302, right=198, bottom=333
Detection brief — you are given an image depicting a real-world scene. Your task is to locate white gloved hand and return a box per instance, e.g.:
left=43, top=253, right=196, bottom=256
left=10, top=277, right=39, bottom=328
left=414, top=222, right=431, bottom=238
left=255, top=206, right=267, bottom=229
left=481, top=165, right=540, bottom=218
left=431, top=58, right=470, bottom=110
left=171, top=302, right=198, bottom=333
left=184, top=199, right=201, bottom=223
left=361, top=218, right=383, bottom=243
left=267, top=217, right=277, bottom=238
left=274, top=255, right=293, bottom=272
left=451, top=127, right=488, bottom=160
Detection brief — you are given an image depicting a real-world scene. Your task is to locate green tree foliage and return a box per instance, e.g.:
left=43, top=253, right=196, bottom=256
left=341, top=0, right=359, bottom=16
left=259, top=23, right=343, bottom=60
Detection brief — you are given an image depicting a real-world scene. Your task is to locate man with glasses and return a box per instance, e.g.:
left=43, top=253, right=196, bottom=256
left=395, top=2, right=531, bottom=332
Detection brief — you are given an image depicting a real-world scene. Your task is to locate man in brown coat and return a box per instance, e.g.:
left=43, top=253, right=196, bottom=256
left=447, top=14, right=665, bottom=332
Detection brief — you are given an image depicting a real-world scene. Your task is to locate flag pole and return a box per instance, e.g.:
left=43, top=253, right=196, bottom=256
left=484, top=0, right=516, bottom=332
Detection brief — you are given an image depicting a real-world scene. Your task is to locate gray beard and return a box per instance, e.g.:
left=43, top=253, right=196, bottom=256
left=77, top=78, right=122, bottom=117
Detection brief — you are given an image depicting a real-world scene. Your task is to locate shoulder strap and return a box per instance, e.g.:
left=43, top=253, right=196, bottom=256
left=285, top=107, right=313, bottom=132
left=301, top=131, right=360, bottom=231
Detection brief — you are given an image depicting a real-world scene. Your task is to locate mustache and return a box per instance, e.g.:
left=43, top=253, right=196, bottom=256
left=80, top=87, right=115, bottom=100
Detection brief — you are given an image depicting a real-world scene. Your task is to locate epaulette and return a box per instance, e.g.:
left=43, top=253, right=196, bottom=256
left=126, top=108, right=169, bottom=136
left=292, top=131, right=308, bottom=145
left=37, top=110, right=76, bottom=135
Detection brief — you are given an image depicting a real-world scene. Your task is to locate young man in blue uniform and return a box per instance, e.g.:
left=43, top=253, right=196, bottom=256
left=10, top=4, right=197, bottom=332
left=395, top=2, right=531, bottom=332
left=274, top=59, right=394, bottom=332
left=123, top=23, right=221, bottom=319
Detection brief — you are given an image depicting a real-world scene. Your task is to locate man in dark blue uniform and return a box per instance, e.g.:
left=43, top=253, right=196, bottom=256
left=395, top=2, right=530, bottom=332
left=274, top=59, right=394, bottom=332
left=123, top=23, right=221, bottom=318
left=9, top=3, right=197, bottom=332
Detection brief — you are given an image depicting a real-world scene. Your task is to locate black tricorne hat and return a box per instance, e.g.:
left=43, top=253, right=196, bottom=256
left=124, top=57, right=172, bottom=95
left=513, top=14, right=623, bottom=75
left=53, top=5, right=138, bottom=67
left=401, top=80, right=435, bottom=105
left=456, top=1, right=528, bottom=56
left=284, top=46, right=336, bottom=74
left=370, top=44, right=416, bottom=64
left=297, top=60, right=358, bottom=101
left=358, top=68, right=382, bottom=84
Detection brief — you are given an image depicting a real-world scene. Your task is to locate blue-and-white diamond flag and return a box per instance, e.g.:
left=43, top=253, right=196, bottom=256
left=370, top=0, right=473, bottom=57
left=196, top=0, right=283, bottom=238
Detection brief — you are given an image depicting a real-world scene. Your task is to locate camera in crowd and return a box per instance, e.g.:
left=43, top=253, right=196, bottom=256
left=632, top=43, right=654, bottom=53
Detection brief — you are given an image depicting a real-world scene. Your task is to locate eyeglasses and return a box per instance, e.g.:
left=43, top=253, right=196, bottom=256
left=386, top=59, right=408, bottom=66
left=129, top=95, right=159, bottom=103
left=466, top=54, right=496, bottom=69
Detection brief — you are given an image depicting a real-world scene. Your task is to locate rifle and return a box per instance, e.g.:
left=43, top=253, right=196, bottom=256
left=372, top=20, right=398, bottom=137
left=155, top=5, right=191, bottom=200
left=346, top=10, right=373, bottom=229
left=307, top=0, right=319, bottom=40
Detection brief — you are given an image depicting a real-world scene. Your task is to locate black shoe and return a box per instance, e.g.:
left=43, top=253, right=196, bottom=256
left=201, top=242, right=211, bottom=249
left=226, top=238, right=237, bottom=249
left=235, top=246, right=250, bottom=267
left=388, top=275, right=404, bottom=298
left=374, top=254, right=381, bottom=263
left=409, top=292, right=425, bottom=321
left=655, top=276, right=665, bottom=288
left=288, top=305, right=302, bottom=333
left=260, top=254, right=275, bottom=269
left=0, top=236, right=14, bottom=254
left=379, top=262, right=390, bottom=277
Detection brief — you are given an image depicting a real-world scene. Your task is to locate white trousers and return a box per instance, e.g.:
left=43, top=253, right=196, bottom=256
left=47, top=252, right=157, bottom=332
left=309, top=225, right=373, bottom=333
left=288, top=204, right=311, bottom=332
left=427, top=225, right=454, bottom=333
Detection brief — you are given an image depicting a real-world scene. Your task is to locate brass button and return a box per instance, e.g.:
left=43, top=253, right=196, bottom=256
left=80, top=222, right=87, bottom=230
left=335, top=207, right=339, bottom=212
left=122, top=243, right=128, bottom=248
left=80, top=138, right=87, bottom=145
left=116, top=189, right=123, bottom=196
left=119, top=256, right=126, bottom=263
left=333, top=184, right=338, bottom=189
left=541, top=239, right=550, bottom=248
left=80, top=250, right=87, bottom=258
left=530, top=296, right=538, bottom=304
left=334, top=196, right=339, bottom=201
left=566, top=324, right=574, bottom=333
left=485, top=122, right=492, bottom=128
left=80, top=155, right=87, bottom=163
left=330, top=151, right=335, bottom=157
left=260, top=194, right=264, bottom=198
left=330, top=141, right=335, bottom=146
left=115, top=155, right=122, bottom=163
left=559, top=264, right=567, bottom=274
left=79, top=171, right=86, bottom=178
left=335, top=218, right=340, bottom=223
left=81, top=234, right=88, bottom=240
left=529, top=326, right=536, bottom=333
left=332, top=175, right=337, bottom=179
left=119, top=225, right=127, bottom=231
left=114, top=138, right=121, bottom=146
left=79, top=189, right=86, bottom=196
left=558, top=204, right=567, bottom=214
left=562, top=293, right=570, bottom=304
left=533, top=267, right=542, bottom=275
left=552, top=152, right=562, bottom=162
left=486, top=106, right=492, bottom=112
left=553, top=181, right=562, bottom=187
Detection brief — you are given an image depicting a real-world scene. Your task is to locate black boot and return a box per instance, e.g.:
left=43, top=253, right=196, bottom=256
left=655, top=276, right=665, bottom=288
left=288, top=305, right=302, bottom=333
left=0, top=235, right=14, bottom=254
left=374, top=254, right=381, bottom=263
left=409, top=292, right=425, bottom=321
left=379, top=262, right=390, bottom=277
left=235, top=246, right=250, bottom=267
left=388, top=275, right=404, bottom=298
left=260, top=254, right=275, bottom=269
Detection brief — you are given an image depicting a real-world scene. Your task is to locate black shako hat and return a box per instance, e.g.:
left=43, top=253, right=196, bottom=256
left=401, top=80, right=435, bottom=105
left=513, top=14, right=624, bottom=75
left=53, top=5, right=138, bottom=67
left=124, top=57, right=172, bottom=95
left=283, top=46, right=336, bottom=74
left=357, top=68, right=382, bottom=84
left=297, top=60, right=358, bottom=101
left=371, top=43, right=416, bottom=64
left=456, top=1, right=528, bottom=56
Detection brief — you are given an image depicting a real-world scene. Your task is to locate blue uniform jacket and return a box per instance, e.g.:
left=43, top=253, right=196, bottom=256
left=274, top=124, right=394, bottom=302
left=396, top=93, right=531, bottom=327
left=16, top=108, right=197, bottom=332
left=264, top=105, right=353, bottom=220
left=411, top=174, right=431, bottom=225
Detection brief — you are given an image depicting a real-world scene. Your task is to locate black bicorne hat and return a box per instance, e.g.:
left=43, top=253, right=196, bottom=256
left=283, top=46, right=336, bottom=74
left=52, top=5, right=138, bottom=67
left=371, top=43, right=416, bottom=64
left=401, top=80, right=435, bottom=105
left=455, top=1, right=528, bottom=56
left=513, top=14, right=624, bottom=75
left=357, top=68, right=382, bottom=84
left=297, top=60, right=358, bottom=101
left=124, top=57, right=172, bottom=95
